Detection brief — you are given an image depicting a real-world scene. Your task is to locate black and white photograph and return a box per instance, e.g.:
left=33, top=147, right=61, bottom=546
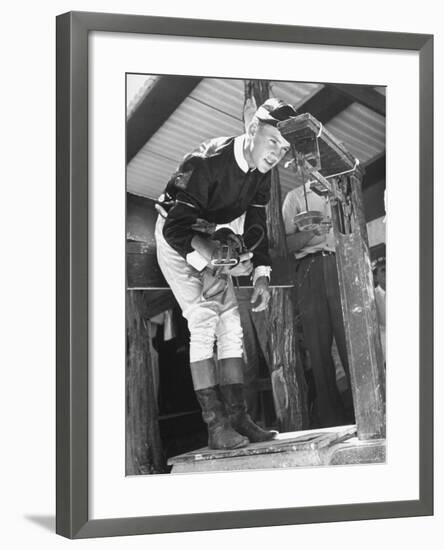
left=125, top=74, right=387, bottom=476
left=0, top=0, right=439, bottom=546
left=50, top=8, right=433, bottom=540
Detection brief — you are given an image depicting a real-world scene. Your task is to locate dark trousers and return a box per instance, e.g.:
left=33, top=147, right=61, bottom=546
left=296, top=253, right=351, bottom=427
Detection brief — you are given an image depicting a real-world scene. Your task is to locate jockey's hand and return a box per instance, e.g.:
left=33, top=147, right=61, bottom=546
left=250, top=276, right=271, bottom=312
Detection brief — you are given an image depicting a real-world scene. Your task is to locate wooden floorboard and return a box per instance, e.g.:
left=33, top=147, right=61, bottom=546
left=168, top=426, right=363, bottom=473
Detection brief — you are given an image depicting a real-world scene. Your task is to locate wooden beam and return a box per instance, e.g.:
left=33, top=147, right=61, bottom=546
left=362, top=153, right=386, bottom=189
left=329, top=84, right=386, bottom=116
left=297, top=85, right=353, bottom=123
left=332, top=173, right=386, bottom=440
left=126, top=75, right=202, bottom=162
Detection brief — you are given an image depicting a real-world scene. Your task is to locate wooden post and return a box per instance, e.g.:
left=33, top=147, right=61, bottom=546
left=245, top=80, right=308, bottom=431
left=276, top=114, right=385, bottom=439
left=126, top=290, right=166, bottom=474
left=266, top=287, right=308, bottom=431
left=332, top=173, right=386, bottom=439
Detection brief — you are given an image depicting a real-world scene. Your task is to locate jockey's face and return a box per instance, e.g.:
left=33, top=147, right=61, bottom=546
left=246, top=121, right=291, bottom=174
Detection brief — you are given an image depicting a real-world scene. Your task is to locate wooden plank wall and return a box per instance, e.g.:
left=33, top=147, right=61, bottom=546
left=126, top=290, right=166, bottom=474
left=127, top=193, right=168, bottom=288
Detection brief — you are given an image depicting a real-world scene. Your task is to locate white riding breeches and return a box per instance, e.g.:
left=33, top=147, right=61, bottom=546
left=155, top=216, right=244, bottom=363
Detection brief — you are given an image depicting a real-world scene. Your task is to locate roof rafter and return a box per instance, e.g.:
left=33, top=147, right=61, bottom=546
left=295, top=85, right=354, bottom=123
left=362, top=153, right=386, bottom=189
left=329, top=84, right=386, bottom=116
left=127, top=75, right=203, bottom=162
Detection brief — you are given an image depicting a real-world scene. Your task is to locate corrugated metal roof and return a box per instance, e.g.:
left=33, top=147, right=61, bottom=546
left=126, top=74, right=158, bottom=118
left=127, top=76, right=385, bottom=200
left=326, top=103, right=385, bottom=158
left=270, top=81, right=324, bottom=109
left=190, top=78, right=245, bottom=120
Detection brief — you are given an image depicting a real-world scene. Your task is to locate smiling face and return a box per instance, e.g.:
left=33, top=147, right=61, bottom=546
left=245, top=121, right=291, bottom=173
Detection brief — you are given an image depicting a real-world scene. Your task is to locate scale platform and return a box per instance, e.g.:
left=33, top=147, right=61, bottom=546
left=167, top=425, right=385, bottom=474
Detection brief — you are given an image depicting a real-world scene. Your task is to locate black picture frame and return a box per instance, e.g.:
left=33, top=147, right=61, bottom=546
left=56, top=11, right=434, bottom=539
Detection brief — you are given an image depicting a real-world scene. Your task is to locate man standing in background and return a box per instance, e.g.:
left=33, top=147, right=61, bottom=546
left=282, top=184, right=354, bottom=427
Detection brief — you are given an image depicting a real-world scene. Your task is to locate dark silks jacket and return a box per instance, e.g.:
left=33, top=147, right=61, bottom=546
left=161, top=136, right=271, bottom=269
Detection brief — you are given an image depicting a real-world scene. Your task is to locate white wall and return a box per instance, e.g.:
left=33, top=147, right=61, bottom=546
left=0, top=1, right=442, bottom=548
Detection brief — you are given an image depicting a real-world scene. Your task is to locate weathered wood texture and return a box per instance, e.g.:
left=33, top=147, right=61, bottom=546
left=266, top=287, right=309, bottom=431
left=278, top=113, right=385, bottom=440
left=236, top=291, right=263, bottom=419
left=127, top=194, right=168, bottom=288
left=245, top=81, right=308, bottom=432
left=332, top=174, right=386, bottom=440
left=168, top=426, right=357, bottom=473
left=267, top=168, right=295, bottom=284
left=126, top=290, right=166, bottom=474
left=127, top=241, right=168, bottom=288
left=327, top=437, right=386, bottom=465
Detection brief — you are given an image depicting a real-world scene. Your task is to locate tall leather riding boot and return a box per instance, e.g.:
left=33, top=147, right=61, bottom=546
left=219, top=358, right=278, bottom=443
left=194, top=387, right=249, bottom=450
left=190, top=359, right=249, bottom=450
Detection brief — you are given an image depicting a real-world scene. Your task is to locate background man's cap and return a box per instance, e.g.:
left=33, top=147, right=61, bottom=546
left=255, top=98, right=298, bottom=126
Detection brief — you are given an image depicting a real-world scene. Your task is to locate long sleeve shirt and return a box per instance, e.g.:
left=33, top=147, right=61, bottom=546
left=162, top=135, right=271, bottom=270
